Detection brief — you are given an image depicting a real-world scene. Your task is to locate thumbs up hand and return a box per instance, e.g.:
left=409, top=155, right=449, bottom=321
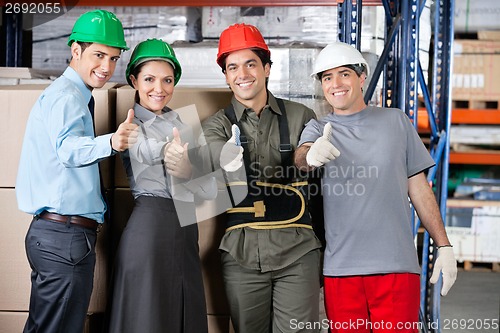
left=165, top=127, right=192, bottom=179
left=124, top=109, right=135, bottom=124
left=220, top=124, right=244, bottom=172
left=306, top=122, right=340, bottom=168
left=112, top=109, right=139, bottom=152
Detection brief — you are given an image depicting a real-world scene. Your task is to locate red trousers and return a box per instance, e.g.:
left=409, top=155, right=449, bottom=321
left=324, top=273, right=420, bottom=333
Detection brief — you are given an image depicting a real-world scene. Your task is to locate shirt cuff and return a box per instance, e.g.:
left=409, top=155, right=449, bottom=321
left=95, top=133, right=114, bottom=157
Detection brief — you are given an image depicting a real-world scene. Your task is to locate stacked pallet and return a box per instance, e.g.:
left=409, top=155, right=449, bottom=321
left=451, top=32, right=500, bottom=149
left=446, top=199, right=500, bottom=272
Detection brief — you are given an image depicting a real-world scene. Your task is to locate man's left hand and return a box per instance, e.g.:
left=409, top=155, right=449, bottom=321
left=430, top=246, right=457, bottom=296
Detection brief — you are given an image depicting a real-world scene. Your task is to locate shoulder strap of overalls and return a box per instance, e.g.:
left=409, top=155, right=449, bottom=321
left=223, top=98, right=292, bottom=169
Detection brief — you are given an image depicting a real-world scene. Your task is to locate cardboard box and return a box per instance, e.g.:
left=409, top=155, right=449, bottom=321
left=0, top=189, right=36, bottom=311
left=453, top=39, right=500, bottom=54
left=110, top=188, right=135, bottom=263
left=0, top=67, right=61, bottom=80
left=0, top=311, right=28, bottom=333
left=452, top=40, right=500, bottom=101
left=0, top=84, right=48, bottom=188
left=94, top=83, right=118, bottom=190
left=207, top=314, right=231, bottom=333
left=0, top=189, right=108, bottom=312
left=198, top=215, right=230, bottom=315
left=114, top=87, right=232, bottom=187
left=452, top=54, right=500, bottom=100
left=0, top=312, right=103, bottom=333
left=446, top=199, right=500, bottom=263
left=478, top=30, right=500, bottom=41
left=0, top=82, right=116, bottom=188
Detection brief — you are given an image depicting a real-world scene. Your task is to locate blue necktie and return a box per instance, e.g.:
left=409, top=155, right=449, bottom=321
left=88, top=96, right=96, bottom=134
left=89, top=95, right=110, bottom=222
left=88, top=96, right=95, bottom=117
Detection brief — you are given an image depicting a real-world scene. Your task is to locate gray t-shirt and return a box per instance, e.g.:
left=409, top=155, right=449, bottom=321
left=299, top=106, right=435, bottom=276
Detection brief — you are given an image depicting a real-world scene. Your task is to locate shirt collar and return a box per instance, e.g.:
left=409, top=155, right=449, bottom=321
left=231, top=90, right=282, bottom=121
left=133, top=103, right=178, bottom=126
left=267, top=93, right=283, bottom=116
left=62, top=67, right=93, bottom=105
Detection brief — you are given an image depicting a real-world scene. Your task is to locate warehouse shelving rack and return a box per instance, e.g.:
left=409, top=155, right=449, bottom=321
left=1, top=0, right=453, bottom=332
left=326, top=2, right=455, bottom=331
left=339, top=1, right=454, bottom=332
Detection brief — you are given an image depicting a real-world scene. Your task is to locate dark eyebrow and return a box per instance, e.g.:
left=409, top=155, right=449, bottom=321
left=227, top=58, right=258, bottom=68
left=337, top=68, right=353, bottom=74
left=93, top=49, right=120, bottom=58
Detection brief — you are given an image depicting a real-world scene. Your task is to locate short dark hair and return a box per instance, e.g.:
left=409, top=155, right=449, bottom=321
left=317, top=63, right=367, bottom=80
left=76, top=41, right=92, bottom=54
left=345, top=64, right=367, bottom=77
left=220, top=48, right=273, bottom=73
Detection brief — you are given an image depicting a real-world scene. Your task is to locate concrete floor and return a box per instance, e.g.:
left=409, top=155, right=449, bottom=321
left=440, top=269, right=500, bottom=333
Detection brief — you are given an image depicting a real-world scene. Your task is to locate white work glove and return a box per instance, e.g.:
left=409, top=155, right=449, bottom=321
left=430, top=246, right=457, bottom=296
left=306, top=122, right=340, bottom=167
left=220, top=124, right=244, bottom=172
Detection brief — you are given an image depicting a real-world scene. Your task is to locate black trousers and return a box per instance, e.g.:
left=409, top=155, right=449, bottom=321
left=24, top=216, right=97, bottom=333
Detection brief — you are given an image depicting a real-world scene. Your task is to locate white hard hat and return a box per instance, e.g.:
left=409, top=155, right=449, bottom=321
left=311, top=42, right=369, bottom=79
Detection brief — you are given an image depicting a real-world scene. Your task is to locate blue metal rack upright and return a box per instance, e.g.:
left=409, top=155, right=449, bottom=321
left=337, top=1, right=454, bottom=332
left=1, top=10, right=23, bottom=67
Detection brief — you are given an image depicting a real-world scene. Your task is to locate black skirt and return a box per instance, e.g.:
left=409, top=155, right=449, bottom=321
left=108, top=196, right=208, bottom=333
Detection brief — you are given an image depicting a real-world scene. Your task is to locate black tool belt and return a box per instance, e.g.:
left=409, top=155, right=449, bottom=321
left=225, top=180, right=312, bottom=232
left=223, top=96, right=312, bottom=232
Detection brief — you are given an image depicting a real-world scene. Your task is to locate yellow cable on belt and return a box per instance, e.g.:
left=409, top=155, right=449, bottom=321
left=226, top=223, right=312, bottom=232
left=225, top=181, right=308, bottom=232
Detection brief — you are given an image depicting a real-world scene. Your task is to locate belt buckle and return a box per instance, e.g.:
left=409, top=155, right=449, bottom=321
left=253, top=200, right=266, bottom=218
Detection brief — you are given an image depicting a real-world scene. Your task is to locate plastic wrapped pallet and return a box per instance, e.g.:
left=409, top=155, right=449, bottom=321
left=455, top=0, right=500, bottom=33
left=202, top=6, right=339, bottom=45
left=32, top=6, right=190, bottom=83
left=172, top=41, right=325, bottom=115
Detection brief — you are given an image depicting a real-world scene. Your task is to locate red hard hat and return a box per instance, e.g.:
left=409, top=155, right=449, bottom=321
left=216, top=23, right=270, bottom=68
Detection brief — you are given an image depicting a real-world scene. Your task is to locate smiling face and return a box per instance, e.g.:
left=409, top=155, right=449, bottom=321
left=69, top=42, right=121, bottom=89
left=130, top=60, right=175, bottom=114
left=320, top=66, right=367, bottom=115
left=224, top=48, right=270, bottom=113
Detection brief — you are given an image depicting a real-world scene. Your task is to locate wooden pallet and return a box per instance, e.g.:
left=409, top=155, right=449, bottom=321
left=452, top=99, right=500, bottom=110
left=462, top=261, right=500, bottom=272
left=451, top=98, right=500, bottom=126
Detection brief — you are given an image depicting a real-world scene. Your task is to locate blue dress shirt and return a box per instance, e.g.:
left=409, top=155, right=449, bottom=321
left=16, top=67, right=113, bottom=222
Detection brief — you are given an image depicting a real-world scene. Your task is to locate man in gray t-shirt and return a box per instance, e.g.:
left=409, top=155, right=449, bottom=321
left=294, top=42, right=457, bottom=332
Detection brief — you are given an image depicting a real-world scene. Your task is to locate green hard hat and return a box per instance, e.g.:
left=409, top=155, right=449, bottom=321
left=67, top=10, right=129, bottom=50
left=126, top=38, right=182, bottom=87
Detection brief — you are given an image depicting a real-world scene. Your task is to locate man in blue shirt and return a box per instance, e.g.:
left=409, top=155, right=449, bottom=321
left=16, top=10, right=137, bottom=333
